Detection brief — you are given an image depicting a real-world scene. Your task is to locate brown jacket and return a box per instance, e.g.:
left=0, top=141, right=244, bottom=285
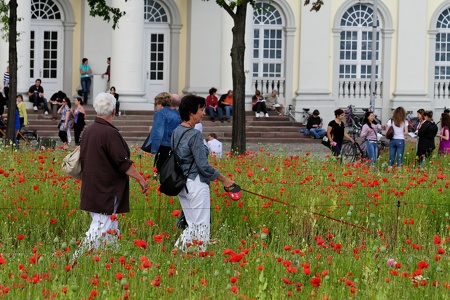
left=80, top=117, right=133, bottom=214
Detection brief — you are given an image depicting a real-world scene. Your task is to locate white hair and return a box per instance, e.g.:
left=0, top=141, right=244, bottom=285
left=93, top=92, right=116, bottom=116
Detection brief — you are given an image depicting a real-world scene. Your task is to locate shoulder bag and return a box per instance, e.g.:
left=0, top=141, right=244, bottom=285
left=62, top=146, right=82, bottom=180
left=159, top=128, right=194, bottom=196
left=386, top=119, right=394, bottom=140
left=141, top=134, right=152, bottom=153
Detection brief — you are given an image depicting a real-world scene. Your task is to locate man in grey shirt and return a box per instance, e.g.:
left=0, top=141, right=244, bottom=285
left=264, top=89, right=284, bottom=116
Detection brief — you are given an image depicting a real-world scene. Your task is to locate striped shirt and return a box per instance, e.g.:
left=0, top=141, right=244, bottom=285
left=3, top=72, right=9, bottom=87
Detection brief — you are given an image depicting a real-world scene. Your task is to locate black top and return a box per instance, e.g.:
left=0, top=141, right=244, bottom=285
left=328, top=120, right=345, bottom=143
left=306, top=115, right=322, bottom=130
left=417, top=120, right=438, bottom=156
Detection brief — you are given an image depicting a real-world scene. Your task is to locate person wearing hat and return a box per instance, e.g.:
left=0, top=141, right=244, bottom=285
left=264, top=90, right=284, bottom=116
left=326, top=108, right=355, bottom=157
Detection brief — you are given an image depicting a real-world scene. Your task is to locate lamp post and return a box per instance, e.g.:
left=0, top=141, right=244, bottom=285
left=369, top=0, right=379, bottom=112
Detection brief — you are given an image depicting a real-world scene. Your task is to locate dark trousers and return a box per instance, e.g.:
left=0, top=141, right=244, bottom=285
left=73, top=123, right=84, bottom=146
left=58, top=130, right=68, bottom=143
left=252, top=102, right=268, bottom=114
left=81, top=77, right=91, bottom=104
left=30, top=93, right=49, bottom=112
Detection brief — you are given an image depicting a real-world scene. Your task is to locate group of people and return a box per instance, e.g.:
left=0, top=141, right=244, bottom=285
left=204, top=88, right=285, bottom=122
left=76, top=92, right=230, bottom=259
left=324, top=106, right=450, bottom=169
left=251, top=89, right=285, bottom=117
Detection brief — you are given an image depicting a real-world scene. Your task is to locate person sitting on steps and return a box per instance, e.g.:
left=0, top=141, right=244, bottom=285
left=28, top=78, right=50, bottom=115
left=306, top=109, right=326, bottom=139
left=252, top=89, right=268, bottom=118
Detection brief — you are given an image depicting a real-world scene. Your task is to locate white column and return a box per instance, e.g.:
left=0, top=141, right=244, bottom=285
left=244, top=7, right=254, bottom=109
left=219, top=8, right=233, bottom=94
left=295, top=2, right=333, bottom=122
left=183, top=0, right=222, bottom=95
left=17, top=0, right=31, bottom=96
left=111, top=0, right=145, bottom=108
left=393, top=0, right=428, bottom=107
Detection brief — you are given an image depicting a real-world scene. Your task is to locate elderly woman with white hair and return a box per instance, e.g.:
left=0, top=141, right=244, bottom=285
left=77, top=92, right=148, bottom=256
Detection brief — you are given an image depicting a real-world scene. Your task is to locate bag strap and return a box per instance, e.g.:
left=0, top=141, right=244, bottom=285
left=171, top=127, right=194, bottom=176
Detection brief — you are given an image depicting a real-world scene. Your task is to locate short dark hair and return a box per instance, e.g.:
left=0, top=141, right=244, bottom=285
left=35, top=79, right=42, bottom=84
left=209, top=87, right=217, bottom=95
left=313, top=109, right=320, bottom=116
left=444, top=108, right=450, bottom=114
left=82, top=58, right=88, bottom=64
left=16, top=94, right=23, bottom=100
left=179, top=95, right=206, bottom=121
left=334, top=108, right=344, bottom=117
left=209, top=133, right=217, bottom=139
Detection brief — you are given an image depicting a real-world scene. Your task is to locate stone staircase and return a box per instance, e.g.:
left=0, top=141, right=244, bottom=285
left=25, top=105, right=317, bottom=144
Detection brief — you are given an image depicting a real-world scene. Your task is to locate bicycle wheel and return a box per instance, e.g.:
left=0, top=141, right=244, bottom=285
left=341, top=142, right=357, bottom=163
left=21, top=131, right=40, bottom=148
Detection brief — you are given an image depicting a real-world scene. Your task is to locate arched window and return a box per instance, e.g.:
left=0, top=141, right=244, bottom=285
left=144, top=0, right=168, bottom=23
left=252, top=3, right=283, bottom=78
left=31, top=0, right=61, bottom=20
left=339, top=4, right=380, bottom=78
left=435, top=8, right=450, bottom=79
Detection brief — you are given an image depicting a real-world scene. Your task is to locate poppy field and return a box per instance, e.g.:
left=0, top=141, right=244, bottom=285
left=0, top=143, right=448, bottom=299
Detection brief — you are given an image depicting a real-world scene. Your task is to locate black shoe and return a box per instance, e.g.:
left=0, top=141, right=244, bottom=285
left=211, top=117, right=215, bottom=122
left=176, top=211, right=188, bottom=230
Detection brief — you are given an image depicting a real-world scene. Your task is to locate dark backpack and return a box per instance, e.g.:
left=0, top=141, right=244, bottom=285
left=159, top=128, right=194, bottom=196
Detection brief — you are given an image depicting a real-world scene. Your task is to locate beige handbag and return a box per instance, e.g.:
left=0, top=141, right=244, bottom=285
left=62, top=146, right=82, bottom=180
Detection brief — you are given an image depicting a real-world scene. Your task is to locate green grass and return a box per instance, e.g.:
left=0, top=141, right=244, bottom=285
left=0, top=143, right=448, bottom=299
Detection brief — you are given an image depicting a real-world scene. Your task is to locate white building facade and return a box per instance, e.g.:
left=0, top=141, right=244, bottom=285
left=1, top=0, right=450, bottom=123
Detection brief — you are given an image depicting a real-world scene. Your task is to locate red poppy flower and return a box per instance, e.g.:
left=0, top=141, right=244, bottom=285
left=153, top=235, right=163, bottom=243
left=310, top=277, right=321, bottom=287
left=171, top=210, right=181, bottom=217
left=134, top=240, right=148, bottom=250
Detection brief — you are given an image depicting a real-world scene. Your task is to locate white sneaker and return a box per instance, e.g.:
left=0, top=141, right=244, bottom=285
left=255, top=112, right=259, bottom=118
left=33, top=106, right=38, bottom=111
left=265, top=113, right=269, bottom=118
left=44, top=111, right=48, bottom=115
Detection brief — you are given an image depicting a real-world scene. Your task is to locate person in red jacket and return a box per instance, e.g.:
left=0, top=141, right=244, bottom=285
left=205, top=87, right=224, bottom=122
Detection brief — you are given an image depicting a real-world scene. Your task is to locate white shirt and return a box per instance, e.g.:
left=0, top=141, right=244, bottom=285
left=194, top=123, right=203, bottom=132
left=207, top=139, right=223, bottom=158
left=387, top=119, right=407, bottom=140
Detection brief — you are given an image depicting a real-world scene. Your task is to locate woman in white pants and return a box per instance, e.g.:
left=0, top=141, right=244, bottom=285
left=172, top=95, right=235, bottom=252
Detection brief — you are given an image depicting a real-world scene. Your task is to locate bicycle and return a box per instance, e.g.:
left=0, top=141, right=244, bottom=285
left=344, top=105, right=364, bottom=128
left=299, top=108, right=312, bottom=125
left=344, top=105, right=382, bottom=129
left=0, top=118, right=40, bottom=148
left=340, top=125, right=389, bottom=164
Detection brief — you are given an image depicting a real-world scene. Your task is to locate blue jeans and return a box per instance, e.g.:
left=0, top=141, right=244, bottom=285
left=207, top=106, right=223, bottom=120
left=388, top=139, right=405, bottom=166
left=365, top=140, right=378, bottom=165
left=81, top=77, right=91, bottom=104
left=223, top=106, right=233, bottom=119
left=310, top=128, right=326, bottom=139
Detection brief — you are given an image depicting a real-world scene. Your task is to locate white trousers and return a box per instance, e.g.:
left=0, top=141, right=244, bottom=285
left=175, top=175, right=210, bottom=252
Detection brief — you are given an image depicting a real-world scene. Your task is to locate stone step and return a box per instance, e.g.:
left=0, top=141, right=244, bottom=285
left=22, top=107, right=309, bottom=144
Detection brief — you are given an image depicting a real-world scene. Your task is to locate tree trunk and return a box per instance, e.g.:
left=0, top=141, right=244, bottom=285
left=6, top=0, right=18, bottom=145
left=230, top=2, right=248, bottom=154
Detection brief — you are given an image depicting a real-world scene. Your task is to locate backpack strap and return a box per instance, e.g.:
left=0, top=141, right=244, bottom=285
left=172, top=127, right=195, bottom=177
